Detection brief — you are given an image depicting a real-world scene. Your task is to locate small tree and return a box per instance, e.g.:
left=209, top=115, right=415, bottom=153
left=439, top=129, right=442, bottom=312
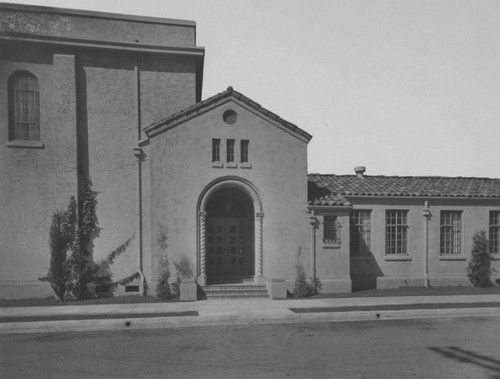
left=467, top=231, right=492, bottom=287
left=40, top=178, right=137, bottom=301
left=39, top=201, right=75, bottom=302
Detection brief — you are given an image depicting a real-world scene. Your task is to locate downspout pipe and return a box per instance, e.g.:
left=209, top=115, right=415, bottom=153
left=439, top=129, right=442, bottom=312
left=134, top=55, right=146, bottom=295
left=309, top=216, right=319, bottom=292
left=422, top=200, right=432, bottom=288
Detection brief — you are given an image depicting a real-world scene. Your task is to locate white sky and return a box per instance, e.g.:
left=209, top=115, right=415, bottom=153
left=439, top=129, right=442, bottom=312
left=5, top=0, right=500, bottom=177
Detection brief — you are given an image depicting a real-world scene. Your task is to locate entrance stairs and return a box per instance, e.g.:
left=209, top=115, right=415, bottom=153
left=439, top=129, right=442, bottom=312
left=202, top=276, right=269, bottom=299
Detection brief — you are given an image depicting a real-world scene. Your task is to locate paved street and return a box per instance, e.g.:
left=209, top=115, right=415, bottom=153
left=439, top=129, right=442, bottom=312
left=1, top=317, right=500, bottom=378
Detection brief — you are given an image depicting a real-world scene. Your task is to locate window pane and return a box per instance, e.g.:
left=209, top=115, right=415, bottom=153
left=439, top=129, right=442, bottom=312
left=350, top=210, right=371, bottom=256
left=10, top=72, right=40, bottom=141
left=440, top=211, right=462, bottom=255
left=490, top=211, right=500, bottom=254
left=241, top=140, right=249, bottom=163
left=226, top=139, right=235, bottom=162
left=212, top=139, right=220, bottom=162
left=386, top=210, right=408, bottom=255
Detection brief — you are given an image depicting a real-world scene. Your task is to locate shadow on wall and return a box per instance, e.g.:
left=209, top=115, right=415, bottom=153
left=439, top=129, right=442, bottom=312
left=350, top=233, right=383, bottom=292
left=77, top=63, right=89, bottom=179
left=350, top=254, right=383, bottom=292
left=429, top=346, right=500, bottom=378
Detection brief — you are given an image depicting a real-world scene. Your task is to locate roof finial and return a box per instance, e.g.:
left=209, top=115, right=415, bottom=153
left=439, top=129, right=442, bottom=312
left=227, top=86, right=233, bottom=91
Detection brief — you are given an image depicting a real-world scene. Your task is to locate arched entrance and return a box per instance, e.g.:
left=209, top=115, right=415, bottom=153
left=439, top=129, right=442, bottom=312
left=205, top=188, right=254, bottom=283
left=197, top=177, right=264, bottom=286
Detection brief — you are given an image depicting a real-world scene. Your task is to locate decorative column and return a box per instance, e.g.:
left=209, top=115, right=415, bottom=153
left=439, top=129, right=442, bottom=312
left=422, top=201, right=432, bottom=288
left=198, top=211, right=207, bottom=286
left=254, top=212, right=265, bottom=284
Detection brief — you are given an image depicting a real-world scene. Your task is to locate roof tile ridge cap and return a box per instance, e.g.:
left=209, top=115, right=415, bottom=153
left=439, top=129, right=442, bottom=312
left=172, top=87, right=232, bottom=118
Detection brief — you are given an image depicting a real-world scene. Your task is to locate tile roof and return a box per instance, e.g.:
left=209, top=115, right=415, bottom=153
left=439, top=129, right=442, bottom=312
left=144, top=86, right=312, bottom=141
left=308, top=174, right=500, bottom=206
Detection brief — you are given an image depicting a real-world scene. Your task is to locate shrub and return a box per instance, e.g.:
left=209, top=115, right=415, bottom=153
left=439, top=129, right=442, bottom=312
left=90, top=235, right=135, bottom=295
left=467, top=231, right=493, bottom=287
left=155, top=226, right=189, bottom=300
left=156, top=254, right=173, bottom=300
left=292, top=247, right=321, bottom=297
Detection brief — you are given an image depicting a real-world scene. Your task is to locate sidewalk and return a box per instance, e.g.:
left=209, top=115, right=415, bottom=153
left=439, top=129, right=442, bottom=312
left=1, top=294, right=499, bottom=334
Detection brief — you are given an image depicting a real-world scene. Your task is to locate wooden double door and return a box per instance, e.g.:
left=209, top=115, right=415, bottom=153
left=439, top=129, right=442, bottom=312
left=206, top=217, right=253, bottom=277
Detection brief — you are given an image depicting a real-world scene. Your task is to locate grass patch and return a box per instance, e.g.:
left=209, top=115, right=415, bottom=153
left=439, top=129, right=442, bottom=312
left=0, top=295, right=175, bottom=308
left=289, top=302, right=500, bottom=313
left=0, top=311, right=198, bottom=323
left=293, top=286, right=500, bottom=299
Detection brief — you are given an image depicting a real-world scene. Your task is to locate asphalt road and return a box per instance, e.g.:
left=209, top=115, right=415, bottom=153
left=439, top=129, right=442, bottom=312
left=1, top=317, right=500, bottom=378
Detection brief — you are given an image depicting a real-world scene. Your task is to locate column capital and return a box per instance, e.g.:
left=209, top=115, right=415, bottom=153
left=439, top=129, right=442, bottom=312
left=199, top=211, right=207, bottom=218
left=256, top=212, right=265, bottom=219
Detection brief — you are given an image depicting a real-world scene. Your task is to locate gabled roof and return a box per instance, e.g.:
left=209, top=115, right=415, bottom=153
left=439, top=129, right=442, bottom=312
left=144, top=86, right=312, bottom=141
left=308, top=174, right=500, bottom=206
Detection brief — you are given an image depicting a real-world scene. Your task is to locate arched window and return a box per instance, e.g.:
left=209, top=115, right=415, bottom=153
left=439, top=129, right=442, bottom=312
left=8, top=71, right=40, bottom=141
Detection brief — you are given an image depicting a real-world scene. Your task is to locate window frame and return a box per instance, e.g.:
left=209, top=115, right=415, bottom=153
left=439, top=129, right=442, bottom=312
left=440, top=211, right=463, bottom=256
left=8, top=71, right=41, bottom=144
left=490, top=211, right=500, bottom=255
left=385, top=210, right=409, bottom=256
left=212, top=138, right=221, bottom=163
left=323, top=215, right=341, bottom=248
left=226, top=139, right=235, bottom=163
left=350, top=210, right=372, bottom=257
left=240, top=139, right=249, bottom=163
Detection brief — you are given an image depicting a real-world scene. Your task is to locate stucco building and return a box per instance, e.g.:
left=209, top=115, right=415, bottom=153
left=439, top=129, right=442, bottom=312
left=1, top=4, right=499, bottom=299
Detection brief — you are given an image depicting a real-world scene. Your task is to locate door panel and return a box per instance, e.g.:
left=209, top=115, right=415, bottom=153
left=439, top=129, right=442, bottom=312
left=206, top=218, right=253, bottom=276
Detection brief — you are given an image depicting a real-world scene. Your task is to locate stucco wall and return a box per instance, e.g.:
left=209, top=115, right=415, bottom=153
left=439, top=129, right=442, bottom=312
left=0, top=49, right=78, bottom=299
left=309, top=209, right=352, bottom=293
left=140, top=55, right=197, bottom=129
left=0, top=4, right=197, bottom=48
left=148, top=99, right=311, bottom=291
left=0, top=6, right=201, bottom=298
left=348, top=198, right=500, bottom=289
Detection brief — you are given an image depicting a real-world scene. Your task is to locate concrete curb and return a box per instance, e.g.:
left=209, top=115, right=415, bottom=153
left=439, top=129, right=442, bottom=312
left=1, top=306, right=499, bottom=334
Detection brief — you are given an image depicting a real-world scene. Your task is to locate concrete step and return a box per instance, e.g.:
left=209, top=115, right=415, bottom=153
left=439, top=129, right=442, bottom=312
left=207, top=275, right=255, bottom=285
left=202, top=284, right=269, bottom=299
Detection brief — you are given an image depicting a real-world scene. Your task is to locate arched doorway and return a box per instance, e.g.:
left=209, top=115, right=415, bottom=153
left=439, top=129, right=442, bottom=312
left=205, top=188, right=254, bottom=283
left=197, top=176, right=264, bottom=286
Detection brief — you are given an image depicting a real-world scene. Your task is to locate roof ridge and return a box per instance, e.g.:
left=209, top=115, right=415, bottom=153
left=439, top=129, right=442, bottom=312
left=308, top=173, right=500, bottom=180
left=144, top=86, right=312, bottom=141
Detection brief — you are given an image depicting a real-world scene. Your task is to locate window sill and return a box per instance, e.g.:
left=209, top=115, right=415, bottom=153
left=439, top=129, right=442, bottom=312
left=211, top=161, right=223, bottom=168
left=491, top=254, right=500, bottom=261
left=439, top=255, right=466, bottom=261
left=240, top=162, right=252, bottom=169
left=6, top=140, right=44, bottom=149
left=323, top=242, right=341, bottom=249
left=226, top=162, right=237, bottom=169
left=385, top=255, right=412, bottom=261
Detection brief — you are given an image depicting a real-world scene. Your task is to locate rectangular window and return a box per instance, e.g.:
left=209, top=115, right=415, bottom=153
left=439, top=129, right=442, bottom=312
left=350, top=210, right=371, bottom=256
left=241, top=140, right=249, bottom=163
left=323, top=216, right=340, bottom=246
left=226, top=139, right=235, bottom=162
left=386, top=210, right=408, bottom=255
left=440, top=211, right=462, bottom=255
left=490, top=211, right=500, bottom=254
left=212, top=139, right=220, bottom=162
